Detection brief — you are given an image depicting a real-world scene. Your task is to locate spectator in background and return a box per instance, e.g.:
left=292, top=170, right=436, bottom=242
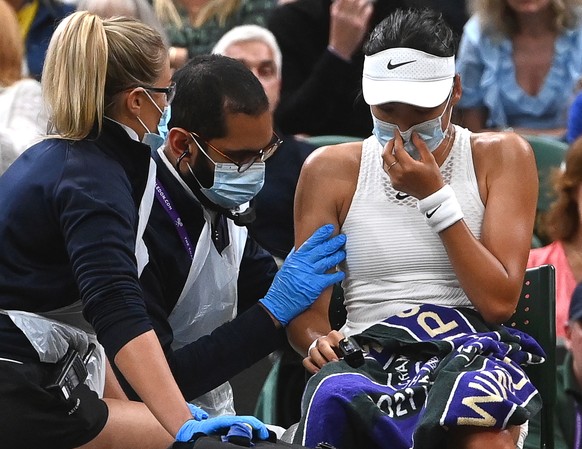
left=528, top=136, right=582, bottom=342
left=212, top=25, right=316, bottom=261
left=267, top=0, right=403, bottom=138
left=5, top=0, right=75, bottom=80
left=455, top=0, right=582, bottom=138
left=524, top=281, right=582, bottom=449
left=77, top=0, right=169, bottom=45
left=153, top=0, right=276, bottom=70
left=0, top=0, right=48, bottom=171
left=567, top=87, right=582, bottom=144
left=267, top=0, right=468, bottom=138
left=0, top=134, right=19, bottom=176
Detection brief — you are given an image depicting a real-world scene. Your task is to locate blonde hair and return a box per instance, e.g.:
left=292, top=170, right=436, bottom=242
left=42, top=11, right=166, bottom=140
left=470, top=0, right=582, bottom=37
left=0, top=0, right=24, bottom=87
left=154, top=0, right=242, bottom=28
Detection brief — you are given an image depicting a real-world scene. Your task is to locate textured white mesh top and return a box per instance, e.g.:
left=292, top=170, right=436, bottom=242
left=340, top=125, right=485, bottom=336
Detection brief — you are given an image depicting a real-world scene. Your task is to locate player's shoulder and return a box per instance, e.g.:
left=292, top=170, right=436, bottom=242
left=301, top=140, right=363, bottom=179
left=470, top=130, right=534, bottom=164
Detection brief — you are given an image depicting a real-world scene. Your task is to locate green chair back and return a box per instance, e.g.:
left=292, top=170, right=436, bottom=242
left=522, top=135, right=567, bottom=247
left=504, top=264, right=556, bottom=449
left=305, top=135, right=361, bottom=147
left=522, top=135, right=567, bottom=212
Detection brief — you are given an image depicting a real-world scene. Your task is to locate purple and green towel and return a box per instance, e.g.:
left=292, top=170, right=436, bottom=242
left=294, top=304, right=544, bottom=449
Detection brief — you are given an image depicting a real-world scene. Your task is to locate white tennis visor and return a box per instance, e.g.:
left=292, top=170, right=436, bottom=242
left=362, top=47, right=455, bottom=108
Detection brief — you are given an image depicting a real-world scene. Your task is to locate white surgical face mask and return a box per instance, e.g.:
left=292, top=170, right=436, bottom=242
left=371, top=92, right=452, bottom=159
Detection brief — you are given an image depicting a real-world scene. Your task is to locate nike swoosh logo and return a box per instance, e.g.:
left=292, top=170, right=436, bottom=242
left=395, top=192, right=410, bottom=200
left=387, top=59, right=416, bottom=70
left=426, top=205, right=441, bottom=219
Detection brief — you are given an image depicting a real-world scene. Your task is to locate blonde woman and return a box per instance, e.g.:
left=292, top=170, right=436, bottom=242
left=0, top=11, right=270, bottom=449
left=456, top=0, right=582, bottom=137
left=153, top=0, right=276, bottom=68
left=0, top=0, right=48, bottom=170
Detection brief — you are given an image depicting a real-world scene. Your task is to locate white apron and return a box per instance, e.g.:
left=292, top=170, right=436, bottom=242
left=167, top=208, right=247, bottom=417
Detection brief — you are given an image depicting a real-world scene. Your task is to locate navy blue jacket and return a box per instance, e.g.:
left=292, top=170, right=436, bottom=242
left=115, top=150, right=283, bottom=401
left=0, top=119, right=153, bottom=361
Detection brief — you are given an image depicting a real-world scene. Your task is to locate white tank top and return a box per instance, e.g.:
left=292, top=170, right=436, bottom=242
left=340, top=125, right=485, bottom=336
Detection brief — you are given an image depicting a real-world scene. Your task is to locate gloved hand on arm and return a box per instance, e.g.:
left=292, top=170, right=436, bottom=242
left=175, top=415, right=269, bottom=443
left=259, top=224, right=346, bottom=326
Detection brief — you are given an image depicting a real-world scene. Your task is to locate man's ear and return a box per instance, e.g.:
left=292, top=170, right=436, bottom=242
left=167, top=128, right=193, bottom=161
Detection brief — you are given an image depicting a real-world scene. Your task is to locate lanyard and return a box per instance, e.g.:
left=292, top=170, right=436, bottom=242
left=154, top=180, right=194, bottom=260
left=576, top=403, right=582, bottom=449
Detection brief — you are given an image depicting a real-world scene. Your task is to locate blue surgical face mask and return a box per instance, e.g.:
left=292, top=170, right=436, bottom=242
left=187, top=161, right=265, bottom=210
left=371, top=93, right=452, bottom=159
left=138, top=90, right=172, bottom=150
left=156, top=104, right=171, bottom=141
left=141, top=132, right=165, bottom=151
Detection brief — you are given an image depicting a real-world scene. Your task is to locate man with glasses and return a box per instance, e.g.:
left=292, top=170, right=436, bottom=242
left=107, top=55, right=346, bottom=422
left=211, top=25, right=320, bottom=428
left=212, top=24, right=317, bottom=263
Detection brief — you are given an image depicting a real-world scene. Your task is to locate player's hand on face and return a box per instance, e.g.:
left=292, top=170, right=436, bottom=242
left=382, top=131, right=445, bottom=199
left=303, top=330, right=345, bottom=374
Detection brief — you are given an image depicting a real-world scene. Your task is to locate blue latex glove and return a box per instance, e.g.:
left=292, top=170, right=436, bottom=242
left=187, top=403, right=209, bottom=421
left=259, top=224, right=346, bottom=325
left=175, top=415, right=269, bottom=443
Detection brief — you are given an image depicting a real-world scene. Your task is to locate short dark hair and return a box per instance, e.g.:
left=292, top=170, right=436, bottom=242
left=169, top=54, right=269, bottom=139
left=364, top=8, right=457, bottom=58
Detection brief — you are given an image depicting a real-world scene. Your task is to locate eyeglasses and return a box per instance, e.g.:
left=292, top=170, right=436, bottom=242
left=190, top=131, right=282, bottom=173
left=139, top=81, right=176, bottom=104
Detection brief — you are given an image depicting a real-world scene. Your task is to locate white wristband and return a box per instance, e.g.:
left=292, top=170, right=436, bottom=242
left=417, top=184, right=464, bottom=233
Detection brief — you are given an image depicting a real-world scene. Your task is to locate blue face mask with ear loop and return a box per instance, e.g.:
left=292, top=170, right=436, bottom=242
left=138, top=89, right=172, bottom=151
left=371, top=90, right=453, bottom=160
left=186, top=161, right=265, bottom=210
left=184, top=135, right=265, bottom=210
